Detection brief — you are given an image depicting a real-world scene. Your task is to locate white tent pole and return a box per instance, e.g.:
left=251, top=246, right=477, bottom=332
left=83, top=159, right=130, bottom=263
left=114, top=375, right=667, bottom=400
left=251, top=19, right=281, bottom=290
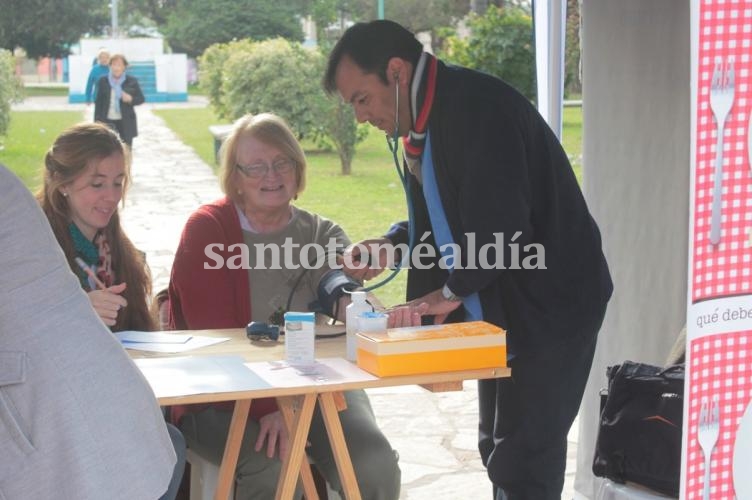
left=534, top=0, right=567, bottom=139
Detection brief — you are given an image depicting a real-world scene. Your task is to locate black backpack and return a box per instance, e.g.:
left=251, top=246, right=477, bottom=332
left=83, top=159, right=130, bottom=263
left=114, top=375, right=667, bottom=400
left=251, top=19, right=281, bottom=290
left=592, top=361, right=684, bottom=497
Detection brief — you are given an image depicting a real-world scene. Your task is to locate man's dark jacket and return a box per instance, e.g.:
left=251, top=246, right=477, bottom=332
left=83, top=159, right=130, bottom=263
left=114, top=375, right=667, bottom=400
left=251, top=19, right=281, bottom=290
left=386, top=60, right=613, bottom=355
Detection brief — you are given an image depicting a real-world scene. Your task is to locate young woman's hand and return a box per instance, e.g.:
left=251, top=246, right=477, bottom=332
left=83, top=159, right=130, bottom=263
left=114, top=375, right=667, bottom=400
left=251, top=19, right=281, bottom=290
left=87, top=282, right=127, bottom=326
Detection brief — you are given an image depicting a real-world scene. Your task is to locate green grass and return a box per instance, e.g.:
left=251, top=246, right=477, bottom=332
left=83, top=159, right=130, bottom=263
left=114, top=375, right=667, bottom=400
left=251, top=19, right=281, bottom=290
left=21, top=86, right=70, bottom=97
left=188, top=83, right=207, bottom=96
left=562, top=106, right=583, bottom=183
left=0, top=110, right=85, bottom=189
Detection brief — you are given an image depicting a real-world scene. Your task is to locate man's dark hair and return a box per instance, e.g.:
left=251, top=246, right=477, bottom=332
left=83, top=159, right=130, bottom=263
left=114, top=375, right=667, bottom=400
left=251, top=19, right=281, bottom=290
left=323, top=20, right=423, bottom=95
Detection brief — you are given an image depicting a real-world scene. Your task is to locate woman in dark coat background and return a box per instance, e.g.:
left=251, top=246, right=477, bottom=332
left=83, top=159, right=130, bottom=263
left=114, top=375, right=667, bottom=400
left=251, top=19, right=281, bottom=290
left=94, top=53, right=144, bottom=147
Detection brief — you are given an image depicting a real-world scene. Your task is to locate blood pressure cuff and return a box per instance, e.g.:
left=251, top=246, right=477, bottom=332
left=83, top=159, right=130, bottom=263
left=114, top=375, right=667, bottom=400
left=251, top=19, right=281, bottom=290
left=317, top=270, right=360, bottom=317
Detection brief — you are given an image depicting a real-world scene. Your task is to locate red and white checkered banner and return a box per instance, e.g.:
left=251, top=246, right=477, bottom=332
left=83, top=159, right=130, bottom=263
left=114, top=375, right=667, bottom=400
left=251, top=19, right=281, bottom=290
left=686, top=1, right=752, bottom=498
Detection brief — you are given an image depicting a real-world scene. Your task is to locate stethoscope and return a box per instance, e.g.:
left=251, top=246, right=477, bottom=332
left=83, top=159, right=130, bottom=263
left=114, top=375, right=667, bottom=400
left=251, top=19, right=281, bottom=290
left=360, top=75, right=416, bottom=293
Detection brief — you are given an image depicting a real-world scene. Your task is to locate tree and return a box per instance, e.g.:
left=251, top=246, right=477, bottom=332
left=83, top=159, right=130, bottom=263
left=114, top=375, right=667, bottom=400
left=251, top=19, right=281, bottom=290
left=201, top=38, right=366, bottom=174
left=308, top=0, right=470, bottom=47
left=438, top=5, right=536, bottom=101
left=346, top=0, right=470, bottom=34
left=126, top=0, right=178, bottom=26
left=198, top=40, right=257, bottom=119
left=221, top=39, right=321, bottom=135
left=161, top=0, right=306, bottom=57
left=0, top=0, right=108, bottom=58
left=0, top=49, right=22, bottom=138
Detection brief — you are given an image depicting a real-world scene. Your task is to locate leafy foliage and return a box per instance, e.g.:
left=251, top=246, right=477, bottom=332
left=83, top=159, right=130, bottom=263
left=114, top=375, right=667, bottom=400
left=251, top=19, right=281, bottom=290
left=309, top=0, right=470, bottom=46
left=162, top=0, right=305, bottom=57
left=0, top=0, right=108, bottom=58
left=0, top=49, right=22, bottom=138
left=348, top=0, right=470, bottom=34
left=221, top=39, right=321, bottom=134
left=199, top=38, right=365, bottom=174
left=565, top=0, right=581, bottom=96
left=438, top=5, right=535, bottom=101
left=198, top=39, right=257, bottom=118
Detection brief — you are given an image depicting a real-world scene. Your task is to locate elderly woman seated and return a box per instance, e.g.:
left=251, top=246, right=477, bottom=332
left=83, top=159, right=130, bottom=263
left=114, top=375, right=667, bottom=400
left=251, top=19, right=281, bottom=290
left=167, top=113, right=419, bottom=499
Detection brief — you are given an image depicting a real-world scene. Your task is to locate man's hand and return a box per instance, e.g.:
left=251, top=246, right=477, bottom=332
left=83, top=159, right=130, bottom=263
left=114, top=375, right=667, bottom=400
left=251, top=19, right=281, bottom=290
left=407, top=287, right=462, bottom=325
left=255, top=411, right=289, bottom=460
left=87, top=282, right=127, bottom=326
left=385, top=302, right=429, bottom=328
left=341, top=238, right=396, bottom=281
left=121, top=91, right=133, bottom=103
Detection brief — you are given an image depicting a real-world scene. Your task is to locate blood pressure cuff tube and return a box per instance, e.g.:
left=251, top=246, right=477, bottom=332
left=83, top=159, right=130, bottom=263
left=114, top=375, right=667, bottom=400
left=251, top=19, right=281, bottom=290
left=317, top=270, right=360, bottom=317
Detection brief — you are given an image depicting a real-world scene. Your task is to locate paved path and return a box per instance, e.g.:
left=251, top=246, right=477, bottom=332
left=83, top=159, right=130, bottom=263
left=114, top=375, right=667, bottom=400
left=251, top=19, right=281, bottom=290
left=13, top=96, right=579, bottom=499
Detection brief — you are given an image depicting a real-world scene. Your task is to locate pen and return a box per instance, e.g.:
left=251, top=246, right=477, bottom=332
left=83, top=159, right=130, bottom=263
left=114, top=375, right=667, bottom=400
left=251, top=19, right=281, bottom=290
left=74, top=257, right=107, bottom=290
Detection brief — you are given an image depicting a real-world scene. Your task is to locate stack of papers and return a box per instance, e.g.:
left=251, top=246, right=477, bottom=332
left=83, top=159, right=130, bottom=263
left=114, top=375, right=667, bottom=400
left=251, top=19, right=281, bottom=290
left=116, top=330, right=229, bottom=353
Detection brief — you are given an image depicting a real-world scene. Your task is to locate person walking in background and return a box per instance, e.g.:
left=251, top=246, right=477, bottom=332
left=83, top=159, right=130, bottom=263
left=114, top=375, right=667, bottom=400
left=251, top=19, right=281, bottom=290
left=85, top=48, right=109, bottom=105
left=94, top=53, right=144, bottom=148
left=36, top=122, right=186, bottom=500
left=325, top=20, right=613, bottom=500
left=0, top=163, right=176, bottom=499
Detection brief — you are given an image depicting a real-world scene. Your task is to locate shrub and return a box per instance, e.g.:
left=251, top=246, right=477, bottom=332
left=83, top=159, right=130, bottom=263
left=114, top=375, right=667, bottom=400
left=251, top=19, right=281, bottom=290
left=199, top=38, right=366, bottom=174
left=198, top=39, right=256, bottom=119
left=438, top=6, right=536, bottom=102
left=0, top=50, right=22, bottom=138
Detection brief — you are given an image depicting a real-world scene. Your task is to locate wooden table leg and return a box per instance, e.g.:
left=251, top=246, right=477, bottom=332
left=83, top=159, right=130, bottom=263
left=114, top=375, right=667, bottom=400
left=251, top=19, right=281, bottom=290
left=318, top=392, right=362, bottom=500
left=278, top=397, right=319, bottom=500
left=275, top=394, right=317, bottom=500
left=214, top=399, right=251, bottom=500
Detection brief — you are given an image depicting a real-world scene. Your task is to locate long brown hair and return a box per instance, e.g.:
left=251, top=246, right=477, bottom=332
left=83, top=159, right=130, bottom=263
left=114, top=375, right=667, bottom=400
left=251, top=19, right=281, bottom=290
left=37, top=122, right=156, bottom=331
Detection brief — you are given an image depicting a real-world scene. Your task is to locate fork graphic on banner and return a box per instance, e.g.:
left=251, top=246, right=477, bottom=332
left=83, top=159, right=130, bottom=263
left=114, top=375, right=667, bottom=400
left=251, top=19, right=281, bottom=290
left=709, top=57, right=735, bottom=247
left=697, top=396, right=720, bottom=500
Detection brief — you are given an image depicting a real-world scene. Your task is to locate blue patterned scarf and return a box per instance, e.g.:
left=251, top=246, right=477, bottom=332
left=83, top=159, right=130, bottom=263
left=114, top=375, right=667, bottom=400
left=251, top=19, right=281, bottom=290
left=108, top=72, right=125, bottom=114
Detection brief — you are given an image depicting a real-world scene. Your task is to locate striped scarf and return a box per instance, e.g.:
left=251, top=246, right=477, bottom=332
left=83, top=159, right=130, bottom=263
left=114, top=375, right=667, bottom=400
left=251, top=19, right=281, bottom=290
left=402, top=52, right=438, bottom=182
left=69, top=223, right=114, bottom=290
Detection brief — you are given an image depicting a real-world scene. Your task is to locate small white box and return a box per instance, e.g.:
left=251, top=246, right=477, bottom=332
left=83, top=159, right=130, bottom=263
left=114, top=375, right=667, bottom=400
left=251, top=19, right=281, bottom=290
left=284, top=312, right=315, bottom=365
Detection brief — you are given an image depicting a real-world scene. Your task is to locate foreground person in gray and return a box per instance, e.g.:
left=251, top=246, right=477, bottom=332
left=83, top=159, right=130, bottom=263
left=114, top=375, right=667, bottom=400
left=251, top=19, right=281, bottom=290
left=0, top=164, right=176, bottom=499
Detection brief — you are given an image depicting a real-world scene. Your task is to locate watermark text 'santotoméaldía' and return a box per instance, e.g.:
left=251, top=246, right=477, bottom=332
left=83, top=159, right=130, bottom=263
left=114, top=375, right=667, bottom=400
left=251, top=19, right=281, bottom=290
left=203, top=231, right=546, bottom=271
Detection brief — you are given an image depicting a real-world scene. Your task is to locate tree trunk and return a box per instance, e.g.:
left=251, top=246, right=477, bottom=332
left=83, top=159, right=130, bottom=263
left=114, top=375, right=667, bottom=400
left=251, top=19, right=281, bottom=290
left=340, top=149, right=352, bottom=175
left=471, top=0, right=489, bottom=14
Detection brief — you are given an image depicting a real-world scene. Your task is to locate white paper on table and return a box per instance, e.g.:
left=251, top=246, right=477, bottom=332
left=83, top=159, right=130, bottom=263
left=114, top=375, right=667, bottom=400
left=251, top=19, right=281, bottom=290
left=117, top=331, right=229, bottom=353
left=245, top=357, right=378, bottom=388
left=134, top=355, right=272, bottom=398
left=117, top=330, right=193, bottom=344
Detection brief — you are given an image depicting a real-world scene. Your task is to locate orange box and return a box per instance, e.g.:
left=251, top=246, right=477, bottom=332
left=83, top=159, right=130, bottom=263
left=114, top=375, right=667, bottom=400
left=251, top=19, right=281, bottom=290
left=356, top=321, right=506, bottom=377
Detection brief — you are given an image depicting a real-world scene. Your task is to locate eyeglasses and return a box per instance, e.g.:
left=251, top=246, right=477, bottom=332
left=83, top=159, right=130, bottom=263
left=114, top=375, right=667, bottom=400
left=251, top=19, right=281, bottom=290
left=236, top=158, right=295, bottom=178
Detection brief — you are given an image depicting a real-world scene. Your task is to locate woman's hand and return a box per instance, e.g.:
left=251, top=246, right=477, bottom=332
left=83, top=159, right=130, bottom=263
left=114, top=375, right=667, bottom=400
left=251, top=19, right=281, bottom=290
left=121, top=91, right=133, bottom=103
left=87, top=282, right=127, bottom=326
left=255, top=411, right=290, bottom=460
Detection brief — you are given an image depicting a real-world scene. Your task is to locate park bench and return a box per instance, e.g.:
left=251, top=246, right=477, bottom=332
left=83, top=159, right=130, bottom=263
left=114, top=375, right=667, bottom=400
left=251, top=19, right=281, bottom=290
left=208, top=124, right=233, bottom=163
